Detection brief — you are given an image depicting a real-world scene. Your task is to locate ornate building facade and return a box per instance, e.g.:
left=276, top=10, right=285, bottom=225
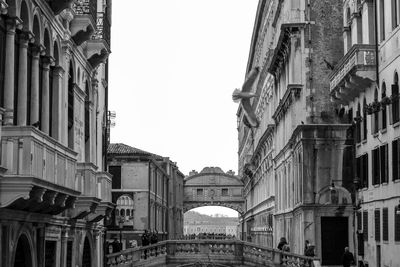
left=107, top=143, right=184, bottom=248
left=0, top=0, right=113, bottom=266
left=238, top=0, right=358, bottom=265
left=330, top=1, right=400, bottom=266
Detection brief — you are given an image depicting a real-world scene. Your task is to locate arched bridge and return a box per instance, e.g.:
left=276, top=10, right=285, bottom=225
left=183, top=167, right=245, bottom=214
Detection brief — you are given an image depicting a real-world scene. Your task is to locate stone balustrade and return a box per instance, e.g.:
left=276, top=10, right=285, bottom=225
left=106, top=240, right=318, bottom=267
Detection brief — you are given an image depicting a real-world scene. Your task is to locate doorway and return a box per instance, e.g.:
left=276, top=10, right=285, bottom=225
left=82, top=237, right=91, bottom=267
left=321, top=216, right=348, bottom=265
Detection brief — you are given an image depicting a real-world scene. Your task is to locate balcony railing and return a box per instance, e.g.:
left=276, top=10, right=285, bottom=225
left=330, top=44, right=376, bottom=92
left=73, top=0, right=97, bottom=24
left=92, top=12, right=111, bottom=47
left=281, top=9, right=306, bottom=26
left=1, top=126, right=78, bottom=189
left=106, top=240, right=319, bottom=267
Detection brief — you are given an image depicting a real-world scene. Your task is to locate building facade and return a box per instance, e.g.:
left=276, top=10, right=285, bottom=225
left=0, top=0, right=113, bottom=267
left=238, top=0, right=357, bottom=265
left=183, top=211, right=238, bottom=237
left=330, top=1, right=400, bottom=266
left=107, top=143, right=184, bottom=249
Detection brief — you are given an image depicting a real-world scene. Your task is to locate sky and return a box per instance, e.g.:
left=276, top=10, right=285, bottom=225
left=109, top=0, right=258, bottom=217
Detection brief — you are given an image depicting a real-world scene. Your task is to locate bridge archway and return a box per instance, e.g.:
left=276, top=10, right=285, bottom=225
left=183, top=167, right=244, bottom=215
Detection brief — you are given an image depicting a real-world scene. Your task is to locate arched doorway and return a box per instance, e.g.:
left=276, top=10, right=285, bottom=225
left=14, top=234, right=33, bottom=267
left=82, top=237, right=91, bottom=267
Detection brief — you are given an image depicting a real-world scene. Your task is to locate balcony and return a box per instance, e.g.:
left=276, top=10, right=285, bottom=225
left=92, top=12, right=111, bottom=48
left=0, top=126, right=79, bottom=215
left=1, top=0, right=8, bottom=14
left=330, top=44, right=376, bottom=105
left=71, top=0, right=97, bottom=45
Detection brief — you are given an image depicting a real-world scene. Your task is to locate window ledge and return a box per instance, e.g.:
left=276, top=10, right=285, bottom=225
left=361, top=139, right=367, bottom=144
left=373, top=184, right=380, bottom=188
left=356, top=142, right=362, bottom=148
left=393, top=179, right=400, bottom=183
left=381, top=182, right=388, bottom=186
left=380, top=128, right=387, bottom=134
left=393, top=121, right=400, bottom=128
left=372, top=132, right=379, bottom=138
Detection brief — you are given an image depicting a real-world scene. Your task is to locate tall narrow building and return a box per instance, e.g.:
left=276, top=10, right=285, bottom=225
left=238, top=0, right=357, bottom=264
left=330, top=1, right=400, bottom=266
left=0, top=0, right=113, bottom=266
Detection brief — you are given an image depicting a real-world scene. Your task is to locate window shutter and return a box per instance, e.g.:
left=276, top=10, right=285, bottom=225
left=375, top=209, right=381, bottom=241
left=363, top=211, right=368, bottom=241
left=373, top=148, right=380, bottom=185
left=384, top=144, right=388, bottom=183
left=363, top=153, right=369, bottom=188
left=360, top=119, right=365, bottom=140
left=389, top=100, right=394, bottom=124
left=395, top=207, right=400, bottom=241
left=371, top=114, right=376, bottom=134
left=356, top=157, right=361, bottom=182
left=393, top=140, right=399, bottom=181
left=378, top=110, right=383, bottom=130
left=357, top=211, right=362, bottom=230
left=383, top=208, right=388, bottom=241
left=397, top=140, right=400, bottom=181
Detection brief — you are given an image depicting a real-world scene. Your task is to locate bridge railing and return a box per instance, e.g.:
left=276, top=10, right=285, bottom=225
left=106, top=240, right=319, bottom=267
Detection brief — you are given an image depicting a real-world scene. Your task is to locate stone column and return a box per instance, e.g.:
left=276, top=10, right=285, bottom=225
left=30, top=45, right=41, bottom=126
left=41, top=56, right=53, bottom=134
left=51, top=66, right=64, bottom=141
left=17, top=32, right=31, bottom=126
left=3, top=19, right=20, bottom=125
left=60, top=228, right=68, bottom=267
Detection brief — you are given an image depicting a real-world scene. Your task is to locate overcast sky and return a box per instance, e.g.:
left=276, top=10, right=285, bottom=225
left=109, top=0, right=258, bottom=217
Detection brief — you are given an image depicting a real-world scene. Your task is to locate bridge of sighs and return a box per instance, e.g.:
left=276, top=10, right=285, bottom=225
left=183, top=167, right=245, bottom=214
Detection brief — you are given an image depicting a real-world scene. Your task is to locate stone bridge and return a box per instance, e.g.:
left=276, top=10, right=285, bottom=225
left=183, top=167, right=245, bottom=214
left=105, top=240, right=319, bottom=267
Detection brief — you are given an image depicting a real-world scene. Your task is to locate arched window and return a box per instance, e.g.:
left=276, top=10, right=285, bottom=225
left=121, top=209, right=125, bottom=217
left=356, top=103, right=362, bottom=143
left=84, top=82, right=90, bottom=162
left=67, top=63, right=74, bottom=149
left=126, top=209, right=130, bottom=217
left=392, top=72, right=400, bottom=123
left=346, top=7, right=352, bottom=50
left=115, top=209, right=119, bottom=216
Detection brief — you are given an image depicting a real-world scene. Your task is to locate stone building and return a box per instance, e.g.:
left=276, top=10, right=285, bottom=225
left=237, top=0, right=357, bottom=264
left=330, top=1, right=400, bottom=266
left=183, top=211, right=238, bottom=237
left=0, top=0, right=113, bottom=267
left=107, top=143, right=184, bottom=249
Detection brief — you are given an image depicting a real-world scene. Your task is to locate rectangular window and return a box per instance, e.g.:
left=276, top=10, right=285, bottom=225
left=380, top=0, right=386, bottom=41
left=109, top=166, right=122, bottom=189
left=372, top=148, right=380, bottom=185
left=375, top=209, right=381, bottom=241
left=383, top=208, right=388, bottom=241
left=196, top=188, right=203, bottom=197
left=380, top=144, right=388, bottom=183
left=363, top=211, right=368, bottom=241
left=357, top=211, right=362, bottom=231
left=381, top=105, right=387, bottom=130
left=395, top=206, right=400, bottom=241
left=363, top=153, right=369, bottom=188
left=393, top=139, right=400, bottom=181
left=391, top=84, right=400, bottom=124
left=221, top=188, right=229, bottom=196
left=393, top=0, right=399, bottom=29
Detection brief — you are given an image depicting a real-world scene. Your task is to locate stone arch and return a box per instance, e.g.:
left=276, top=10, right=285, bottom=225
left=394, top=71, right=399, bottom=84
left=381, top=81, right=387, bottom=98
left=12, top=230, right=35, bottom=267
left=19, top=0, right=32, bottom=32
left=32, top=11, right=42, bottom=46
left=43, top=27, right=52, bottom=57
left=79, top=231, right=94, bottom=267
left=316, top=185, right=352, bottom=206
left=53, top=39, right=61, bottom=66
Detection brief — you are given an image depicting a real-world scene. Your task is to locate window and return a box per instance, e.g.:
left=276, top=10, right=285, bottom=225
left=356, top=104, right=362, bottom=143
left=372, top=89, right=380, bottom=134
left=84, top=82, right=90, bottom=162
left=381, top=83, right=387, bottom=130
left=356, top=153, right=369, bottom=188
left=221, top=188, right=229, bottom=197
left=363, top=211, right=368, bottom=241
left=380, top=144, right=388, bottom=183
left=196, top=188, right=203, bottom=197
left=0, top=19, right=5, bottom=108
left=383, top=208, right=388, bottom=241
left=375, top=209, right=381, bottom=241
left=67, top=64, right=74, bottom=149
left=109, top=166, right=122, bottom=189
left=393, top=139, right=400, bottom=181
left=395, top=206, right=400, bottom=241
left=392, top=0, right=399, bottom=29
left=362, top=99, right=367, bottom=140
left=357, top=211, right=362, bottom=231
left=390, top=73, right=400, bottom=124
left=372, top=145, right=388, bottom=184
left=380, top=0, right=386, bottom=41
left=372, top=148, right=380, bottom=185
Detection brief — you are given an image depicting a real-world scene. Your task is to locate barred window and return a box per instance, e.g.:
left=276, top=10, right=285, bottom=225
left=375, top=209, right=381, bottom=241
left=363, top=211, right=368, bottom=241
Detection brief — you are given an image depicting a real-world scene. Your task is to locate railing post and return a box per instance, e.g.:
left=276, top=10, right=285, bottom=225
left=167, top=241, right=176, bottom=256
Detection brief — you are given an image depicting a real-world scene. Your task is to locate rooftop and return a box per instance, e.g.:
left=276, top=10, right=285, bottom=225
left=108, top=143, right=163, bottom=159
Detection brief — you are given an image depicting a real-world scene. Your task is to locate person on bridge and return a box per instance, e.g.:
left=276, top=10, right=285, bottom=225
left=141, top=230, right=150, bottom=259
left=277, top=237, right=288, bottom=250
left=342, top=247, right=355, bottom=267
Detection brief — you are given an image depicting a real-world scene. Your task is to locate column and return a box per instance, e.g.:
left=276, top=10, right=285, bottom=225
left=51, top=66, right=64, bottom=140
left=30, top=45, right=41, bottom=126
left=17, top=32, right=31, bottom=126
left=60, top=228, right=68, bottom=267
left=41, top=56, right=53, bottom=134
left=3, top=19, right=19, bottom=125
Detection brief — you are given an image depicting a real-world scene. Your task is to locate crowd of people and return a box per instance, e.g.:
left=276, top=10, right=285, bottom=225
left=181, top=233, right=236, bottom=240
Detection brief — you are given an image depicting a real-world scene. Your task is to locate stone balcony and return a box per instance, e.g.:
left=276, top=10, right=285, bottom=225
left=106, top=240, right=319, bottom=267
left=0, top=126, right=79, bottom=215
left=330, top=44, right=376, bottom=105
left=71, top=0, right=97, bottom=46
